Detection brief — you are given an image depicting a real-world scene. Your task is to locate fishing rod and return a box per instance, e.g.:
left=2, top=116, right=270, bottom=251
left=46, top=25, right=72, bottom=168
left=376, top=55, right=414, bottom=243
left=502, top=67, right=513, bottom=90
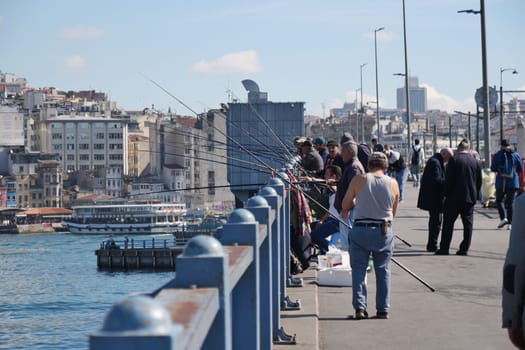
left=211, top=110, right=292, bottom=163
left=150, top=120, right=288, bottom=163
left=143, top=75, right=433, bottom=291
left=127, top=183, right=268, bottom=198
left=155, top=127, right=288, bottom=165
left=137, top=148, right=272, bottom=173
left=228, top=89, right=295, bottom=159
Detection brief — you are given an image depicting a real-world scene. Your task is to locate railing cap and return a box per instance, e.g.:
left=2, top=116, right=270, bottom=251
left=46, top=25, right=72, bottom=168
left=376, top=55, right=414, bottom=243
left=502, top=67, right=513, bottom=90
left=246, top=195, right=269, bottom=208
left=101, top=295, right=171, bottom=334
left=259, top=186, right=278, bottom=197
left=268, top=178, right=284, bottom=186
left=227, top=208, right=256, bottom=223
left=183, top=235, right=224, bottom=257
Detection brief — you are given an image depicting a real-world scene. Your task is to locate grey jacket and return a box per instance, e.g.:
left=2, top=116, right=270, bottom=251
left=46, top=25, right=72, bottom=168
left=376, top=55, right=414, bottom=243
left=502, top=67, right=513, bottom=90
left=502, top=193, right=525, bottom=328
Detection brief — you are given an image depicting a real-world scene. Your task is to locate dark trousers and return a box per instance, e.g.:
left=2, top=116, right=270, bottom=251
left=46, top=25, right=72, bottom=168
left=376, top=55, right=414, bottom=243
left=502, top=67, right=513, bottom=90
left=439, top=201, right=474, bottom=253
left=496, top=187, right=516, bottom=223
left=310, top=217, right=339, bottom=253
left=427, top=208, right=443, bottom=250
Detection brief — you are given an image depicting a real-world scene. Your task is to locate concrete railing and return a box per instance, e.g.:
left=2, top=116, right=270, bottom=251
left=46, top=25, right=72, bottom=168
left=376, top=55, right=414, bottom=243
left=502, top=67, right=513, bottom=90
left=90, top=175, right=302, bottom=350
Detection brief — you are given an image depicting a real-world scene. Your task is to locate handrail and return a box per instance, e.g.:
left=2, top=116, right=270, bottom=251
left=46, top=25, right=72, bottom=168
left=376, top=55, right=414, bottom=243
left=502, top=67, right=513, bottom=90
left=90, top=176, right=300, bottom=349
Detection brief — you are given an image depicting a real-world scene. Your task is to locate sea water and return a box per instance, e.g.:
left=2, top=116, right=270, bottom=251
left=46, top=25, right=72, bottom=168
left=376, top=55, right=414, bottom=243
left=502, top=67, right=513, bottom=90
left=0, top=232, right=175, bottom=350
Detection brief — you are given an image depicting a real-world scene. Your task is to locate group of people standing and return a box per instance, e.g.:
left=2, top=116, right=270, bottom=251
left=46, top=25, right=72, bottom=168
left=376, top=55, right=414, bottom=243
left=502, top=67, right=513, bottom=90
left=296, top=134, right=400, bottom=320
left=417, top=138, right=522, bottom=256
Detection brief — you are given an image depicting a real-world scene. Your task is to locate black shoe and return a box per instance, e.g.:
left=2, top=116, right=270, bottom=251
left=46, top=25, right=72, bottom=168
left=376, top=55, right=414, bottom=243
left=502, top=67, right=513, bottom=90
left=354, top=309, right=368, bottom=320
left=455, top=250, right=468, bottom=256
left=435, top=249, right=449, bottom=255
left=376, top=311, right=389, bottom=319
left=426, top=246, right=438, bottom=252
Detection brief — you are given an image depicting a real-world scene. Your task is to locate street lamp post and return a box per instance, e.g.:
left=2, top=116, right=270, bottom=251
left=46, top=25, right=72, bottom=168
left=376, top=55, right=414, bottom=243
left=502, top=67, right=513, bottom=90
left=355, top=88, right=361, bottom=141
left=402, top=0, right=411, bottom=158
left=374, top=27, right=385, bottom=143
left=360, top=63, right=367, bottom=143
left=458, top=0, right=491, bottom=167
left=499, top=67, right=518, bottom=143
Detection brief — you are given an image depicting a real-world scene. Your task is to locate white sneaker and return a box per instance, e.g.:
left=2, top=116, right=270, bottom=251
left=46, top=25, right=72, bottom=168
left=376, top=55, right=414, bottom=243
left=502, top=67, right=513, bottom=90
left=498, top=219, right=508, bottom=229
left=508, top=224, right=512, bottom=230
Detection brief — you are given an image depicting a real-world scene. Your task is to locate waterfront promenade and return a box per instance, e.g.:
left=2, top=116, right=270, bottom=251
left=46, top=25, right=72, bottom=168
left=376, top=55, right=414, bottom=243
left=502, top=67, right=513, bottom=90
left=277, top=184, right=511, bottom=350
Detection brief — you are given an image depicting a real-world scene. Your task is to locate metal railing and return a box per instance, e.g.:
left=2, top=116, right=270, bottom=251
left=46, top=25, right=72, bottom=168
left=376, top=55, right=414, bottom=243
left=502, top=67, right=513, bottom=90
left=90, top=175, right=303, bottom=349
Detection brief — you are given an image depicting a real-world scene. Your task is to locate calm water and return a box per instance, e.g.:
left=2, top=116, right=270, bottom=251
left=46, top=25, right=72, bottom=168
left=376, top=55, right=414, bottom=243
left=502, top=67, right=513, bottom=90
left=0, top=233, right=175, bottom=350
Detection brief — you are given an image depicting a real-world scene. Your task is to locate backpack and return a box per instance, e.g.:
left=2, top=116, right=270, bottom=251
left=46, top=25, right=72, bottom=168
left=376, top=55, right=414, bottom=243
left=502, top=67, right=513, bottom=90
left=358, top=143, right=371, bottom=172
left=390, top=154, right=406, bottom=172
left=500, top=150, right=515, bottom=179
left=411, top=146, right=421, bottom=165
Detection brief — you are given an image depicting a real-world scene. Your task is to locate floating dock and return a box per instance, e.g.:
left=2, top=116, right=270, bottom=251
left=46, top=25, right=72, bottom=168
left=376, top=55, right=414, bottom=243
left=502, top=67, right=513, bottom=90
left=95, top=238, right=185, bottom=270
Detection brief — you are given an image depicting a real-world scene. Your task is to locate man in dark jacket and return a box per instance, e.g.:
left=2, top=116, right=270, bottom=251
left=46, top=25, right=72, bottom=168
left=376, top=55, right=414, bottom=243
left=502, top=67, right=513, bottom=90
left=417, top=148, right=453, bottom=252
left=300, top=140, right=324, bottom=176
left=436, top=140, right=483, bottom=256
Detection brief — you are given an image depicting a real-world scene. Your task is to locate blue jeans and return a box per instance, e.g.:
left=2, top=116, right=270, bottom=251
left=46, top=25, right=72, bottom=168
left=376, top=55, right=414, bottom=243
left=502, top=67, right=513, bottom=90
left=348, top=224, right=394, bottom=312
left=338, top=213, right=354, bottom=251
left=396, top=168, right=408, bottom=201
left=310, top=217, right=340, bottom=252
left=495, top=187, right=516, bottom=223
left=410, top=165, right=421, bottom=186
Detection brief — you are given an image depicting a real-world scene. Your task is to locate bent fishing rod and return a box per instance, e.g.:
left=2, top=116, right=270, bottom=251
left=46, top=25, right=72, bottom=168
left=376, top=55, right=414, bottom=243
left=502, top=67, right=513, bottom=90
left=153, top=121, right=289, bottom=164
left=141, top=73, right=294, bottom=163
left=143, top=75, right=434, bottom=292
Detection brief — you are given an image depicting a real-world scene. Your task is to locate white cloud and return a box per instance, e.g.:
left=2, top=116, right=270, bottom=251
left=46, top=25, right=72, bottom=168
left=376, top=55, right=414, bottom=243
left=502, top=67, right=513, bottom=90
left=190, top=50, right=263, bottom=74
left=59, top=26, right=104, bottom=39
left=422, top=84, right=475, bottom=113
left=64, top=55, right=88, bottom=71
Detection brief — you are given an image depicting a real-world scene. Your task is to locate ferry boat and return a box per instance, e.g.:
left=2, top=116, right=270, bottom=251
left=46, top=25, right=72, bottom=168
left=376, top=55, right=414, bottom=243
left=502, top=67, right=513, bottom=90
left=63, top=200, right=186, bottom=235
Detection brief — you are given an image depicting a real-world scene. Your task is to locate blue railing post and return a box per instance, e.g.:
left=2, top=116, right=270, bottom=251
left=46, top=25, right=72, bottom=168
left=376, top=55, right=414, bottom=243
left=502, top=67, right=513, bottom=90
left=260, top=186, right=294, bottom=344
left=220, top=208, right=261, bottom=350
left=90, top=295, right=181, bottom=349
left=171, top=235, right=231, bottom=349
left=246, top=196, right=272, bottom=350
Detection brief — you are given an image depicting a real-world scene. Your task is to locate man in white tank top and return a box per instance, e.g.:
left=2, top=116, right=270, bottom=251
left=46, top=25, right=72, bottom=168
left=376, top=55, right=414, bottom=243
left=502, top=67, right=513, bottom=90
left=341, top=152, right=400, bottom=320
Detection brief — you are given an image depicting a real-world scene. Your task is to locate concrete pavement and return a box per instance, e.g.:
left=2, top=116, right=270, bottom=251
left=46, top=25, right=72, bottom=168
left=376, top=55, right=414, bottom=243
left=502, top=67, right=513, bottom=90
left=276, top=183, right=512, bottom=350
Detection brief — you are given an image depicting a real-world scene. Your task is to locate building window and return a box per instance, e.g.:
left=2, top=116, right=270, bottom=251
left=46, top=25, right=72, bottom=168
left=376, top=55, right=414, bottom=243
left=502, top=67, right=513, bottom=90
left=79, top=154, right=89, bottom=161
left=94, top=154, right=105, bottom=160
left=94, top=144, right=104, bottom=150
left=79, top=144, right=89, bottom=150
left=96, top=133, right=105, bottom=139
left=67, top=154, right=74, bottom=161
left=67, top=144, right=75, bottom=150
left=52, top=133, right=62, bottom=140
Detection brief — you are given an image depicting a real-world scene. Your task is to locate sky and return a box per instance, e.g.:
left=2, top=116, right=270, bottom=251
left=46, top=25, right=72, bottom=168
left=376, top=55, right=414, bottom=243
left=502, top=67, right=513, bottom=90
left=1, top=0, right=524, bottom=117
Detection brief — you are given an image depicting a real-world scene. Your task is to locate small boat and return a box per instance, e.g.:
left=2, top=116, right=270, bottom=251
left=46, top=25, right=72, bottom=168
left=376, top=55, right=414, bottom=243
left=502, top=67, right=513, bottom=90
left=63, top=200, right=186, bottom=235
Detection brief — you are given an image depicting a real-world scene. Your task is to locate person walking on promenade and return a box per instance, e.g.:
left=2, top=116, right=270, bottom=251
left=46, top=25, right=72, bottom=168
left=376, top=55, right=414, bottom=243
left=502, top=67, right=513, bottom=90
left=384, top=144, right=407, bottom=202
left=371, top=138, right=384, bottom=152
left=491, top=139, right=523, bottom=230
left=341, top=152, right=400, bottom=320
left=502, top=192, right=525, bottom=349
left=436, top=140, right=482, bottom=256
left=409, top=138, right=425, bottom=187
left=417, top=148, right=453, bottom=252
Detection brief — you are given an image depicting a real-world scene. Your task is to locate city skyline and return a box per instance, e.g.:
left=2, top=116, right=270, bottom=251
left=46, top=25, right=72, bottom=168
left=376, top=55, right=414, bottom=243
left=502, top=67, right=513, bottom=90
left=1, top=0, right=524, bottom=116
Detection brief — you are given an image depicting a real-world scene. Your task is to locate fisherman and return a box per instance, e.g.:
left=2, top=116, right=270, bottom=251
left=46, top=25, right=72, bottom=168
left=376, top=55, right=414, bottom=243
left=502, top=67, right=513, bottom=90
left=341, top=152, right=400, bottom=320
